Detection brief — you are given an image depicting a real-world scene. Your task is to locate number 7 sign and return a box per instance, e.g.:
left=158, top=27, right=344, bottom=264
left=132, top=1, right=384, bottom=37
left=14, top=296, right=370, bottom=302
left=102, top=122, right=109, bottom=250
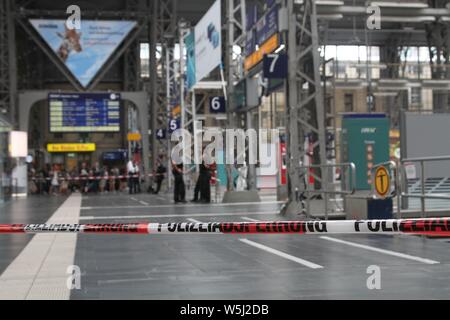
left=263, top=53, right=287, bottom=79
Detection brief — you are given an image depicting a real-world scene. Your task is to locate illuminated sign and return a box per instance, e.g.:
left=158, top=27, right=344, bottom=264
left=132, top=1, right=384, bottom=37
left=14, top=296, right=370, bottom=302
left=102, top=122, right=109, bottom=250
left=49, top=92, right=120, bottom=132
left=127, top=133, right=142, bottom=141
left=47, top=143, right=96, bottom=152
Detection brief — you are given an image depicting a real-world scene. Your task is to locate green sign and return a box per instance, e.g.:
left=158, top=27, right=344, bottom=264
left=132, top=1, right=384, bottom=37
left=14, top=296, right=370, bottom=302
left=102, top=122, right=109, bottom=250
left=341, top=114, right=389, bottom=190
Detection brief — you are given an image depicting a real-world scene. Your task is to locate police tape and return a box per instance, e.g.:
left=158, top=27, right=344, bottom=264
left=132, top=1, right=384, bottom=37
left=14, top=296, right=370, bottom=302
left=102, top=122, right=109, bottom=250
left=0, top=218, right=449, bottom=236
left=30, top=173, right=162, bottom=182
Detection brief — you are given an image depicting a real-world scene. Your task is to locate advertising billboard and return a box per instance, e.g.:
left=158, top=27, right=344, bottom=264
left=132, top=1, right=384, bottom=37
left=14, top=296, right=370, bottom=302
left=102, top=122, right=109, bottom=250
left=48, top=92, right=121, bottom=132
left=185, top=32, right=197, bottom=89
left=29, top=19, right=136, bottom=87
left=194, top=0, right=221, bottom=82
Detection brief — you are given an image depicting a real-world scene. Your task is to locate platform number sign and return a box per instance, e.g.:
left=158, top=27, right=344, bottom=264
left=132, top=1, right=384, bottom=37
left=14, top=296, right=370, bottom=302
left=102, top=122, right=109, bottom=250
left=168, top=119, right=180, bottom=133
left=263, top=53, right=287, bottom=79
left=209, top=96, right=226, bottom=113
left=156, top=128, right=166, bottom=140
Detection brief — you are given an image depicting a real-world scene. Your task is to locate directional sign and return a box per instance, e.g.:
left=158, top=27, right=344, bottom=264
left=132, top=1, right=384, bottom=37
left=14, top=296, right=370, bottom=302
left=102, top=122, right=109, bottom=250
left=263, top=53, right=287, bottom=79
left=156, top=128, right=166, bottom=140
left=168, top=119, right=180, bottom=134
left=209, top=96, right=226, bottom=113
left=374, top=166, right=390, bottom=198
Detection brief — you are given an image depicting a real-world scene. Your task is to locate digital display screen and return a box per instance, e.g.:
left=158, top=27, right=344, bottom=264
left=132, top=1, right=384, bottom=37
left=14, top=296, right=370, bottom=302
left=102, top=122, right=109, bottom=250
left=49, top=93, right=121, bottom=132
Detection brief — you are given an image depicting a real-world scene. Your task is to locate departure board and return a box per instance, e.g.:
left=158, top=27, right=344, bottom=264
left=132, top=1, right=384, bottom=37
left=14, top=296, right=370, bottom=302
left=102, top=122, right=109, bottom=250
left=49, top=93, right=121, bottom=132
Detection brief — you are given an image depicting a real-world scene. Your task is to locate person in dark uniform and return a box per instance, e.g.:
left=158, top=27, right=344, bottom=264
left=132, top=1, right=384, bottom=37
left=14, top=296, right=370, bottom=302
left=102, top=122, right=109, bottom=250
left=153, top=161, right=166, bottom=194
left=199, top=162, right=212, bottom=203
left=172, top=161, right=186, bottom=203
left=191, top=160, right=212, bottom=203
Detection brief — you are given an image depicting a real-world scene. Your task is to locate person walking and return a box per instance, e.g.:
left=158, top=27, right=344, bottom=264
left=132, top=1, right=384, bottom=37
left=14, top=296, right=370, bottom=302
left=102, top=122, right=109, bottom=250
left=172, top=160, right=186, bottom=203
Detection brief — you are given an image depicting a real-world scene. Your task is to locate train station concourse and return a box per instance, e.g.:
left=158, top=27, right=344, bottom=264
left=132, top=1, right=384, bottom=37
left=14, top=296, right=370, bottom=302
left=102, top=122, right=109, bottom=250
left=0, top=0, right=450, bottom=308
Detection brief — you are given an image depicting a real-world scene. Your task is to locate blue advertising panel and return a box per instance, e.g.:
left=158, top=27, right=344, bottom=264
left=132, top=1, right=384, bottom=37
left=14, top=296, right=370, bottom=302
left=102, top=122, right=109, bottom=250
left=29, top=19, right=136, bottom=88
left=48, top=92, right=121, bottom=132
left=185, top=32, right=196, bottom=89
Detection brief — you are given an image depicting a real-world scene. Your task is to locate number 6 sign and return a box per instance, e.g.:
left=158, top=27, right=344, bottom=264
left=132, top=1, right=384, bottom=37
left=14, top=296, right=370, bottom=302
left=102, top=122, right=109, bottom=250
left=209, top=96, right=226, bottom=113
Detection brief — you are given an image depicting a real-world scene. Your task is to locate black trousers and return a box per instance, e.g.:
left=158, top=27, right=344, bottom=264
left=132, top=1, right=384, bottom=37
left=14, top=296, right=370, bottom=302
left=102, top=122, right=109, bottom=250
left=173, top=176, right=185, bottom=202
left=199, top=175, right=211, bottom=202
left=128, top=177, right=135, bottom=194
left=155, top=178, right=163, bottom=194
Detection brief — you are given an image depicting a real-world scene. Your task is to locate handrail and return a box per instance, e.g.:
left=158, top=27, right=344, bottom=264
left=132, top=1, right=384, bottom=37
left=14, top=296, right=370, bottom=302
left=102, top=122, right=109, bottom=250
left=401, top=155, right=450, bottom=163
left=299, top=162, right=356, bottom=195
left=298, top=162, right=356, bottom=220
left=400, top=155, right=450, bottom=218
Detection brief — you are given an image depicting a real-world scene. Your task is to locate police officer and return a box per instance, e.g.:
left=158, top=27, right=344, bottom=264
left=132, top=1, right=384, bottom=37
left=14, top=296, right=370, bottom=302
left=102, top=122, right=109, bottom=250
left=172, top=160, right=186, bottom=203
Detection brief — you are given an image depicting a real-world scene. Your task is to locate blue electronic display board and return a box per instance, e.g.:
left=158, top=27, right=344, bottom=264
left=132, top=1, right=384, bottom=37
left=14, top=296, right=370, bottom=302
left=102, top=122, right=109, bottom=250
left=48, top=92, right=121, bottom=132
left=256, top=5, right=278, bottom=46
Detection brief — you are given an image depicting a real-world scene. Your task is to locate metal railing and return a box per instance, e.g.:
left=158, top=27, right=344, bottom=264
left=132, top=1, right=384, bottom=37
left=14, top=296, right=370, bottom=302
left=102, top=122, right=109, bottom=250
left=400, top=155, right=450, bottom=218
left=299, top=162, right=356, bottom=220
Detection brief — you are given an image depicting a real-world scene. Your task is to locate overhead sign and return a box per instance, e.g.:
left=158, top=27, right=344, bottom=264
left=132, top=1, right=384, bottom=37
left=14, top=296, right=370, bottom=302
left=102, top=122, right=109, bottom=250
left=48, top=92, right=120, bottom=132
left=209, top=96, right=226, bottom=113
left=127, top=133, right=141, bottom=141
left=29, top=19, right=136, bottom=88
left=194, top=0, right=221, bottom=82
left=256, top=5, right=278, bottom=46
left=244, top=33, right=279, bottom=71
left=47, top=143, right=96, bottom=153
left=374, top=166, right=390, bottom=198
left=263, top=53, right=287, bottom=78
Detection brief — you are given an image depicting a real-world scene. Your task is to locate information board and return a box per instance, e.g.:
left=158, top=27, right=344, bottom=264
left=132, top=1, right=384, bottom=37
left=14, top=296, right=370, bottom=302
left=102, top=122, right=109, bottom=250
left=49, top=93, right=121, bottom=132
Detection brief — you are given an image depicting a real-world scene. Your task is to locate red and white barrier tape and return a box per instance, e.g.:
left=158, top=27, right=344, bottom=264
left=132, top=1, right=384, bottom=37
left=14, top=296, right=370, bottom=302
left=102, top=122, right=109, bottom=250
left=0, top=218, right=449, bottom=236
left=30, top=173, right=162, bottom=181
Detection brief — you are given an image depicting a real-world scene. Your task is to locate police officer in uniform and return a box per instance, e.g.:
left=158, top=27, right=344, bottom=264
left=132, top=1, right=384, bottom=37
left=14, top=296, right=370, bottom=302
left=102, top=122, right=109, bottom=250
left=172, top=160, right=186, bottom=203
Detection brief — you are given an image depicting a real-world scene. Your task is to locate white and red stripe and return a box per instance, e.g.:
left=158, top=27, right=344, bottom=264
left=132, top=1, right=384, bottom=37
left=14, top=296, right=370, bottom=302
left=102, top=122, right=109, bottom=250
left=0, top=218, right=449, bottom=236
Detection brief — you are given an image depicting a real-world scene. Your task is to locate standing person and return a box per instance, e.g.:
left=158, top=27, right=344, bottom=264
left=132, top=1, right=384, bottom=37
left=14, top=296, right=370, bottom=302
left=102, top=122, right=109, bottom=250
left=42, top=164, right=51, bottom=194
left=199, top=161, right=212, bottom=203
left=50, top=165, right=59, bottom=195
left=134, top=162, right=141, bottom=193
left=79, top=162, right=89, bottom=194
left=127, top=159, right=135, bottom=194
left=172, top=160, right=186, bottom=203
left=93, top=162, right=101, bottom=193
left=153, top=161, right=166, bottom=194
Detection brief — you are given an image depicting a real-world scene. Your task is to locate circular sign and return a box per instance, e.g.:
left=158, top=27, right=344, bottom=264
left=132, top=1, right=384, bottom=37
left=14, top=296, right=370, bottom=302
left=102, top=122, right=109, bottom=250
left=374, top=166, right=390, bottom=198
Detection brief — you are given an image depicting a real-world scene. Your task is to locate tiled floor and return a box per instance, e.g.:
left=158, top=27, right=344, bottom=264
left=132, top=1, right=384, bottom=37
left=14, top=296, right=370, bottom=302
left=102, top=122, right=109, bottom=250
left=1, top=192, right=449, bottom=299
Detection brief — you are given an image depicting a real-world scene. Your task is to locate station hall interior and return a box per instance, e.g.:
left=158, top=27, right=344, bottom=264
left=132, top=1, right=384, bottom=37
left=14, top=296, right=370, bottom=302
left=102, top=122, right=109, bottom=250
left=0, top=0, right=450, bottom=300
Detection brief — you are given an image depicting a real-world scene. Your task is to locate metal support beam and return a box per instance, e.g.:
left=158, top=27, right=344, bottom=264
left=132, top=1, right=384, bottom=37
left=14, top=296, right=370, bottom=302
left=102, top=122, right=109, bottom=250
left=226, top=0, right=246, bottom=191
left=284, top=0, right=327, bottom=215
left=0, top=0, right=17, bottom=125
left=149, top=0, right=178, bottom=190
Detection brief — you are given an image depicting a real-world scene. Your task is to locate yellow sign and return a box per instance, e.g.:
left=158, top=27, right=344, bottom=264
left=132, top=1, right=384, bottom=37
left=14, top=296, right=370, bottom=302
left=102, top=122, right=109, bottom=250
left=244, top=33, right=279, bottom=71
left=127, top=133, right=142, bottom=141
left=374, top=166, right=390, bottom=198
left=47, top=143, right=96, bottom=153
